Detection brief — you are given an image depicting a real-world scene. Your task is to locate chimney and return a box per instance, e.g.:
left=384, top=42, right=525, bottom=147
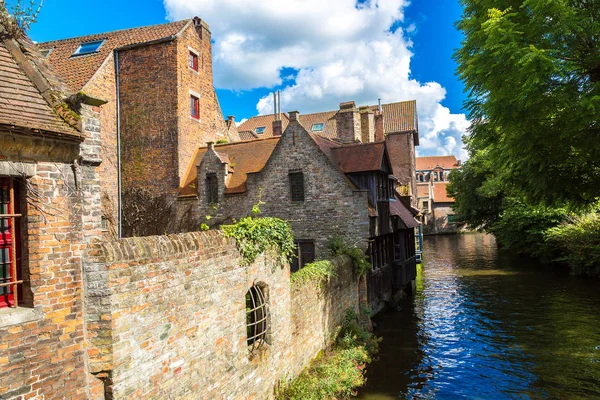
left=226, top=115, right=235, bottom=129
left=273, top=119, right=283, bottom=136
left=359, top=106, right=375, bottom=143
left=207, top=141, right=215, bottom=151
left=289, top=110, right=300, bottom=122
left=336, top=101, right=361, bottom=143
left=193, top=17, right=211, bottom=41
left=374, top=109, right=384, bottom=142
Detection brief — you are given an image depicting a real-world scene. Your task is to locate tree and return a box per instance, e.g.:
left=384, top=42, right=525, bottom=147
left=455, top=0, right=600, bottom=207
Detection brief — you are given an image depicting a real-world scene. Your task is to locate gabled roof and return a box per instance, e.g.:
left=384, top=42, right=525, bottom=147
left=237, top=100, right=417, bottom=142
left=390, top=197, right=419, bottom=228
left=38, top=19, right=191, bottom=91
left=416, top=155, right=459, bottom=171
left=0, top=25, right=82, bottom=139
left=179, top=138, right=280, bottom=196
left=432, top=182, right=454, bottom=203
left=330, top=142, right=387, bottom=173
left=237, top=114, right=289, bottom=138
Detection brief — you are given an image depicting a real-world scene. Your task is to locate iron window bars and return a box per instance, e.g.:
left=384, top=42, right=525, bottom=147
left=246, top=284, right=268, bottom=354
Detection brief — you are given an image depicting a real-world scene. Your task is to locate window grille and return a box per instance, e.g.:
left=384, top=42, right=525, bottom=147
left=206, top=173, right=218, bottom=205
left=290, top=240, right=315, bottom=272
left=0, top=178, right=22, bottom=308
left=289, top=172, right=304, bottom=201
left=246, top=284, right=268, bottom=354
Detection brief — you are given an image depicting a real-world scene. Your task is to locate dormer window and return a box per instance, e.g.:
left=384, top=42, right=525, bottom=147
left=188, top=50, right=199, bottom=71
left=255, top=126, right=266, bottom=134
left=40, top=48, right=53, bottom=58
left=311, top=123, right=324, bottom=132
left=72, top=40, right=104, bottom=56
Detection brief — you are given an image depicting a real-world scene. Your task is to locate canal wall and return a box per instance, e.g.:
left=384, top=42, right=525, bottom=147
left=83, top=230, right=362, bottom=399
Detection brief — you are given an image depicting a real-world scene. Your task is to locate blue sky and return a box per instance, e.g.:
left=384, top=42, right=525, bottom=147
left=24, top=0, right=468, bottom=158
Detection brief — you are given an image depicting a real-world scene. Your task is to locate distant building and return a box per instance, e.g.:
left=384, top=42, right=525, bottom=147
left=415, top=156, right=461, bottom=234
left=179, top=112, right=420, bottom=311
left=39, top=18, right=238, bottom=237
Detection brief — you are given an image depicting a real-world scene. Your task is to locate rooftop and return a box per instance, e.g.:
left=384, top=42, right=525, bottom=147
left=416, top=155, right=460, bottom=171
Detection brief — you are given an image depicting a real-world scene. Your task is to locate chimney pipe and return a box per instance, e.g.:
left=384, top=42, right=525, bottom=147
left=378, top=98, right=382, bottom=112
left=277, top=90, right=281, bottom=120
left=273, top=92, right=277, bottom=119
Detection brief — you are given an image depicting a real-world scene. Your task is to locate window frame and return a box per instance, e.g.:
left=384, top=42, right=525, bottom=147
left=311, top=123, right=324, bottom=132
left=246, top=284, right=269, bottom=354
left=0, top=177, right=22, bottom=308
left=447, top=214, right=456, bottom=224
left=290, top=239, right=315, bottom=272
left=188, top=49, right=199, bottom=72
left=289, top=171, right=305, bottom=202
left=254, top=126, right=266, bottom=134
left=205, top=173, right=218, bottom=205
left=190, top=93, right=200, bottom=120
left=72, top=40, right=105, bottom=56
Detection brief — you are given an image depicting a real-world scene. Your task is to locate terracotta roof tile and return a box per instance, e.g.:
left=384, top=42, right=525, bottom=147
left=0, top=35, right=81, bottom=137
left=416, top=184, right=430, bottom=198
left=38, top=20, right=190, bottom=91
left=330, top=142, right=386, bottom=173
left=390, top=197, right=419, bottom=228
left=179, top=138, right=280, bottom=196
left=416, top=156, right=459, bottom=170
left=236, top=114, right=289, bottom=138
left=432, top=182, right=454, bottom=203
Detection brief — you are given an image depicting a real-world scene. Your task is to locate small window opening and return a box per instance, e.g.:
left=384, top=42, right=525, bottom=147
left=246, top=284, right=268, bottom=353
left=289, top=171, right=304, bottom=201
left=72, top=40, right=104, bottom=56
left=188, top=51, right=198, bottom=71
left=0, top=178, right=23, bottom=308
left=40, top=48, right=53, bottom=58
left=290, top=240, right=315, bottom=272
left=190, top=95, right=200, bottom=119
left=206, top=173, right=218, bottom=205
left=255, top=126, right=266, bottom=134
left=311, top=123, right=324, bottom=132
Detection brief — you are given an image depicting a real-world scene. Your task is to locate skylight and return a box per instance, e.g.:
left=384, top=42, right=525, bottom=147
left=311, top=123, right=324, bottom=132
left=255, top=126, right=266, bottom=134
left=72, top=40, right=105, bottom=56
left=40, top=48, right=53, bottom=58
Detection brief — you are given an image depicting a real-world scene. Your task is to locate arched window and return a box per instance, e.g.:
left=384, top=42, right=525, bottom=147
left=246, top=284, right=269, bottom=353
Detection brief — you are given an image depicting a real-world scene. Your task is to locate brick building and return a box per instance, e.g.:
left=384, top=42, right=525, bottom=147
left=180, top=111, right=419, bottom=310
left=416, top=155, right=461, bottom=234
left=0, top=23, right=104, bottom=399
left=39, top=18, right=238, bottom=238
left=237, top=100, right=420, bottom=206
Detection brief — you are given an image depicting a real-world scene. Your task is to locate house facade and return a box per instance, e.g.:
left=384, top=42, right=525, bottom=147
left=0, top=23, right=104, bottom=399
left=416, top=155, right=461, bottom=234
left=181, top=112, right=419, bottom=311
left=39, top=18, right=239, bottom=238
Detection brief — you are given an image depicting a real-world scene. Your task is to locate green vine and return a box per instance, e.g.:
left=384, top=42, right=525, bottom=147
left=327, top=237, right=372, bottom=277
left=222, top=202, right=295, bottom=265
left=290, top=260, right=336, bottom=289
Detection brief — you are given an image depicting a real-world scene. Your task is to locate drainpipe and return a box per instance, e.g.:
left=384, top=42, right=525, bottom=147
left=114, top=50, right=123, bottom=238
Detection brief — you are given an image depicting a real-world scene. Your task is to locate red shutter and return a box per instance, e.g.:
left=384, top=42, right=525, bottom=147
left=0, top=178, right=19, bottom=308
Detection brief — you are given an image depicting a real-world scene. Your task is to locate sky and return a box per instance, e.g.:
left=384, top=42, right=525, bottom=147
left=24, top=0, right=469, bottom=159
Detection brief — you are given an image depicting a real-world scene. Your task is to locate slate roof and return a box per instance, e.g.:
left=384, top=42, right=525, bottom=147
left=416, top=155, right=459, bottom=171
left=0, top=27, right=82, bottom=139
left=179, top=138, right=280, bottom=196
left=432, top=182, right=454, bottom=203
left=237, top=100, right=418, bottom=142
left=38, top=19, right=190, bottom=91
left=390, top=197, right=419, bottom=228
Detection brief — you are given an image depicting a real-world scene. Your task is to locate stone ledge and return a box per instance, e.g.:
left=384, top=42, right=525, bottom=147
left=0, top=307, right=43, bottom=327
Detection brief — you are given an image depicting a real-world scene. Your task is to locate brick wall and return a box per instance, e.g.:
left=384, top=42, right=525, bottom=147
left=0, top=104, right=102, bottom=399
left=83, top=230, right=362, bottom=399
left=385, top=132, right=417, bottom=206
left=195, top=121, right=371, bottom=259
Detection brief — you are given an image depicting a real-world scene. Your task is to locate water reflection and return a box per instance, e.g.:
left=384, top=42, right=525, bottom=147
left=359, top=233, right=600, bottom=399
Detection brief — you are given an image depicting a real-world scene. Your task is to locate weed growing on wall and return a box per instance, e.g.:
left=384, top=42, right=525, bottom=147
left=328, top=236, right=372, bottom=277
left=290, top=260, right=336, bottom=289
left=222, top=201, right=295, bottom=265
left=276, top=309, right=380, bottom=400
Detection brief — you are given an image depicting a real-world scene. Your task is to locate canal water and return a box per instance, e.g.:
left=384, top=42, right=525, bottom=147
left=359, top=233, right=600, bottom=399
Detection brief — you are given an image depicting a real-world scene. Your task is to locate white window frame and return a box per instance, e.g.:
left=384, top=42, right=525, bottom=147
left=72, top=40, right=105, bottom=56
left=311, top=123, right=324, bottom=132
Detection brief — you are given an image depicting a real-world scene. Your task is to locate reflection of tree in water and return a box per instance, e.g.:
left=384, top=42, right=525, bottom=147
left=359, top=233, right=600, bottom=399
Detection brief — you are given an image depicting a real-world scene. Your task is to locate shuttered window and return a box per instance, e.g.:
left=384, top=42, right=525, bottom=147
left=0, top=178, right=22, bottom=308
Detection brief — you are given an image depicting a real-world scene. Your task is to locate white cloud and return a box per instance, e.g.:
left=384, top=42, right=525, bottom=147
left=164, top=0, right=469, bottom=157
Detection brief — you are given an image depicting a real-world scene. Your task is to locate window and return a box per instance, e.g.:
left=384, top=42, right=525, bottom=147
left=290, top=240, right=315, bottom=272
left=423, top=201, right=429, bottom=213
left=40, top=48, right=53, bottom=58
left=255, top=126, right=266, bottom=134
left=72, top=40, right=104, bottom=56
left=190, top=95, right=200, bottom=119
left=188, top=50, right=198, bottom=71
left=289, top=171, right=304, bottom=201
left=433, top=172, right=438, bottom=181
left=439, top=171, right=444, bottom=181
left=206, top=173, right=218, bottom=205
left=246, top=284, right=269, bottom=354
left=0, top=178, right=22, bottom=308
left=448, top=214, right=456, bottom=224
left=311, top=123, right=324, bottom=132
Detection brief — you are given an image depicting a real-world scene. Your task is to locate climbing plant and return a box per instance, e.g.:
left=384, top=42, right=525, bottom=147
left=290, top=260, right=336, bottom=289
left=327, top=237, right=372, bottom=277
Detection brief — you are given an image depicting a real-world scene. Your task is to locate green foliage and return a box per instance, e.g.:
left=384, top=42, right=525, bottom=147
left=276, top=309, right=378, bottom=400
left=199, top=223, right=209, bottom=231
left=546, top=211, right=600, bottom=277
left=327, top=237, right=372, bottom=277
left=216, top=139, right=228, bottom=144
left=222, top=215, right=295, bottom=266
left=455, top=0, right=600, bottom=206
left=0, top=0, right=43, bottom=38
left=290, top=260, right=336, bottom=289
